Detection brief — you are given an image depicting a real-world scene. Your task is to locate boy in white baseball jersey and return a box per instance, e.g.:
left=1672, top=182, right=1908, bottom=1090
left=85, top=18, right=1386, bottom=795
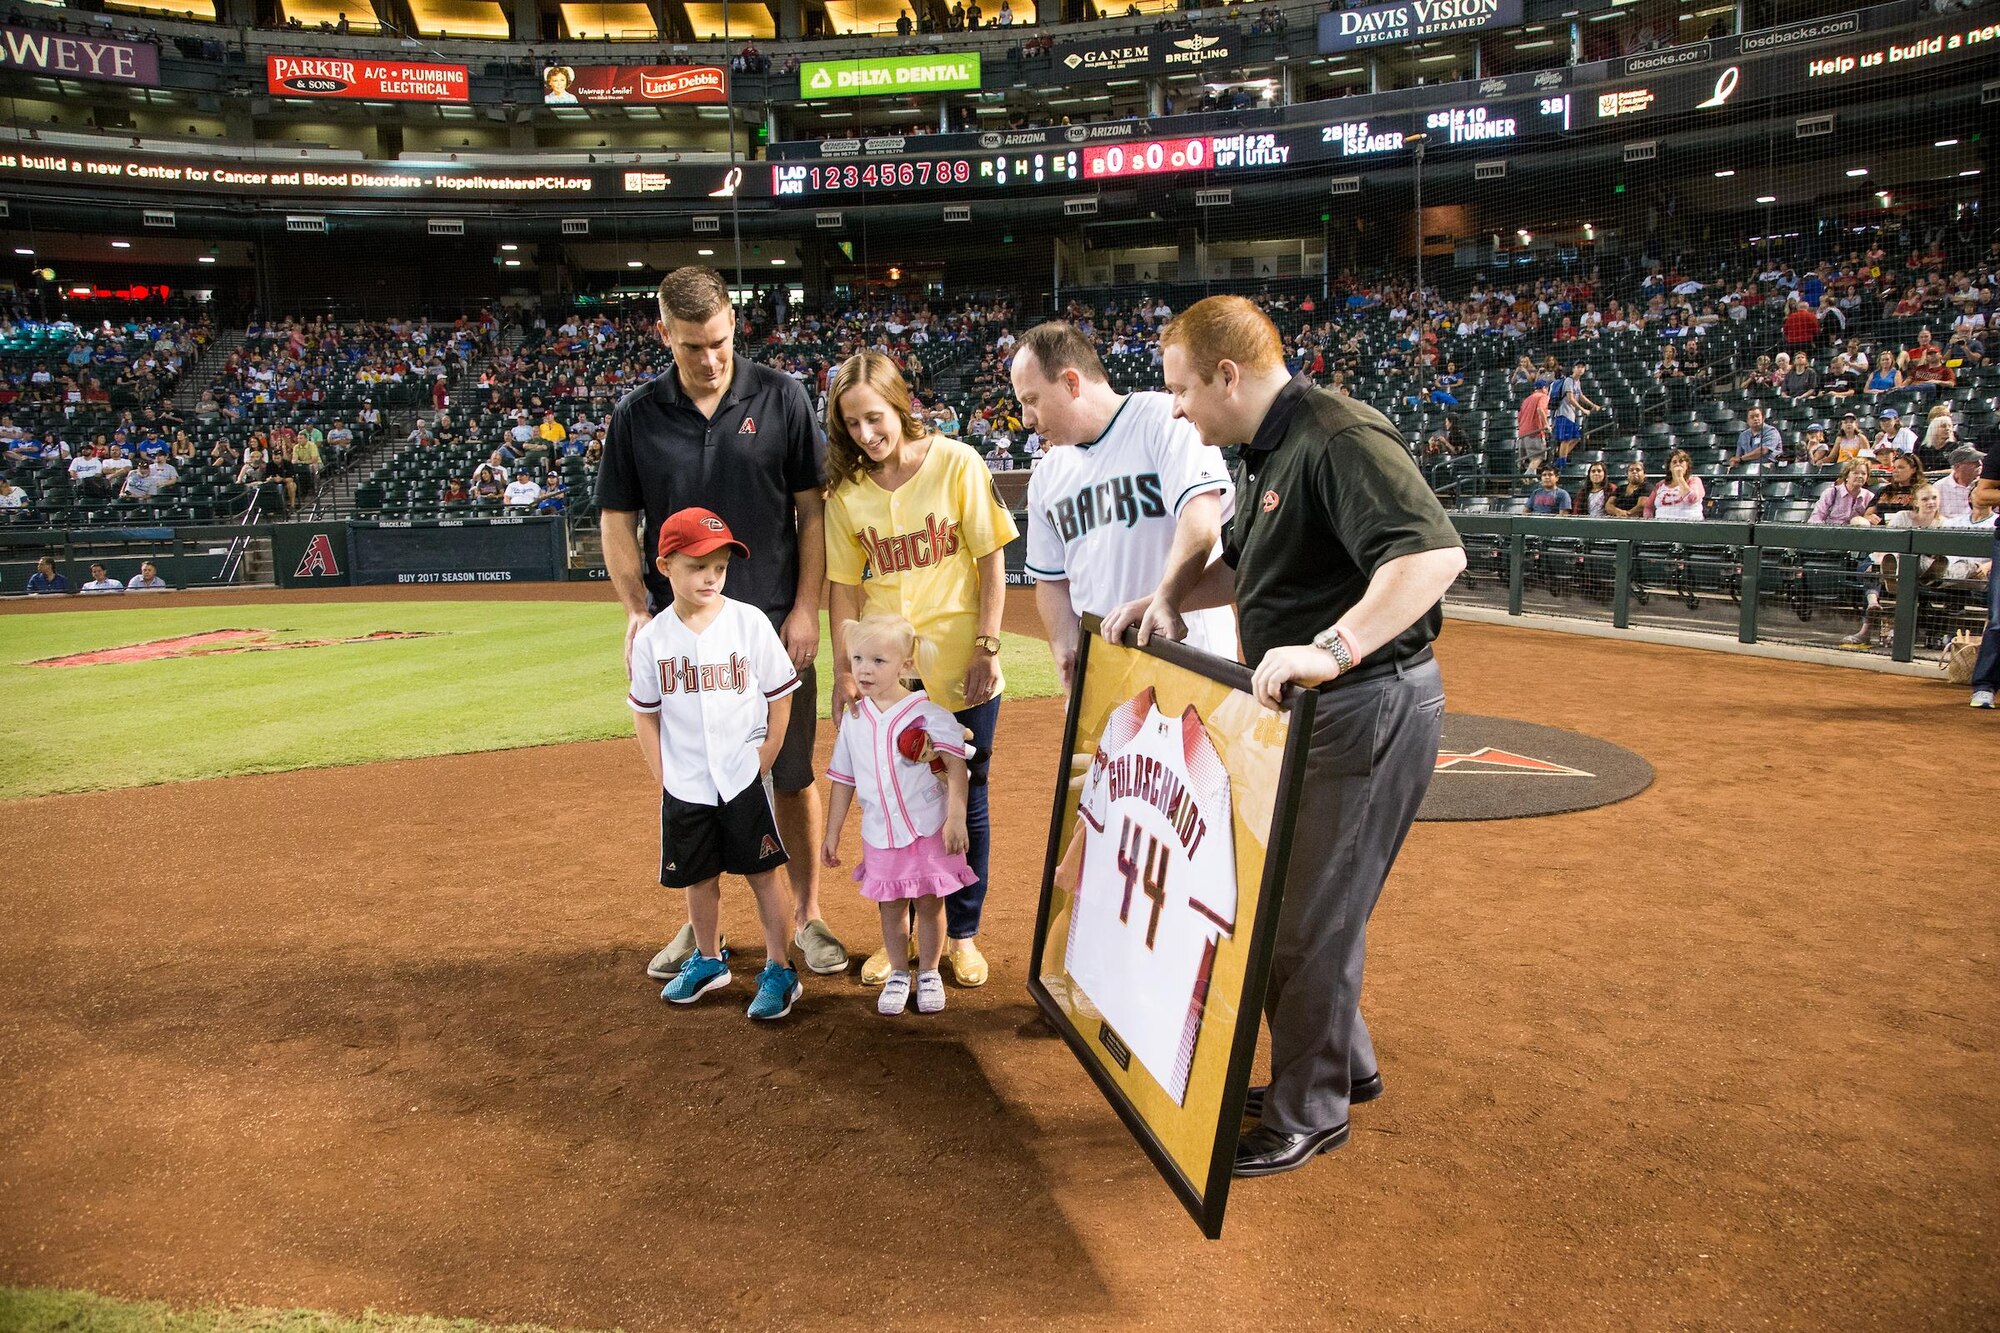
left=1011, top=323, right=1237, bottom=685
left=630, top=507, right=806, bottom=1021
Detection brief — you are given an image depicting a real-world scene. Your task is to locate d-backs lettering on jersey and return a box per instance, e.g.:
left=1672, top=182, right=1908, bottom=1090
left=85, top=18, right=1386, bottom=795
left=1047, top=473, right=1168, bottom=543
left=1065, top=687, right=1237, bottom=1106
left=855, top=513, right=962, bottom=575
left=657, top=652, right=752, bottom=696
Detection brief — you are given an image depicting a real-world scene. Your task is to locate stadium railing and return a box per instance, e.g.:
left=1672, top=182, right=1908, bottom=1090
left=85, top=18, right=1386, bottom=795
left=1447, top=514, right=1993, bottom=666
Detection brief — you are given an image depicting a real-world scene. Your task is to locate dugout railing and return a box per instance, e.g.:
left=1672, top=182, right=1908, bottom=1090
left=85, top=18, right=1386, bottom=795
left=1447, top=516, right=1994, bottom=666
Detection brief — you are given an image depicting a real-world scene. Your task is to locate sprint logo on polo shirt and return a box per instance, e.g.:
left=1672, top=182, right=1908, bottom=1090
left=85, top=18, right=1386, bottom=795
left=1047, top=472, right=1168, bottom=542
left=657, top=652, right=753, bottom=695
left=856, top=514, right=961, bottom=574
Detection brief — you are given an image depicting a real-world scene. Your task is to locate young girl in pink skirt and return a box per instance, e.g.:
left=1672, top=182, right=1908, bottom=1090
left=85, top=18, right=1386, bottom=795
left=822, top=614, right=978, bottom=1015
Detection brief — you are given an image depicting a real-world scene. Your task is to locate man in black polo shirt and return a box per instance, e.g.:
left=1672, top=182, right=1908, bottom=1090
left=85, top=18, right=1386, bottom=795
left=1107, top=295, right=1464, bottom=1178
left=597, top=266, right=850, bottom=979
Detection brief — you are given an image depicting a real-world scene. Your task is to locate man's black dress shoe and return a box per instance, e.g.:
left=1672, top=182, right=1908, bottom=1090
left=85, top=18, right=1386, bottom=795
left=1232, top=1122, right=1349, bottom=1177
left=1241, top=1071, right=1382, bottom=1120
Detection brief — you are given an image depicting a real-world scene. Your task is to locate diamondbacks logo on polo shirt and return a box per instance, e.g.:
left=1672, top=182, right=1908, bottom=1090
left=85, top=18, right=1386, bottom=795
left=738, top=416, right=757, bottom=434
left=1261, top=489, right=1280, bottom=513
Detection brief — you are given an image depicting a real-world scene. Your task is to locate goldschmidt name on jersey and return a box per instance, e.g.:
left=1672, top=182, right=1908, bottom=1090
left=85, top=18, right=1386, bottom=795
left=1092, top=747, right=1215, bottom=859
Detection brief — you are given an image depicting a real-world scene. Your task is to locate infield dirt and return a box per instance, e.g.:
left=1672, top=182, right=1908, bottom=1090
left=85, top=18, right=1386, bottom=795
left=2, top=598, right=1995, bottom=1332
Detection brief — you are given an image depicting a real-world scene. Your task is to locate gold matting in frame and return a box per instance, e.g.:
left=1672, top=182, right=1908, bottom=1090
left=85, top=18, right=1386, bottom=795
left=1028, top=615, right=1315, bottom=1238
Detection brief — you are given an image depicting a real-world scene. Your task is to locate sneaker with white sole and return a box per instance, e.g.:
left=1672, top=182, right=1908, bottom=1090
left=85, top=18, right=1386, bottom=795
left=661, top=950, right=731, bottom=1004
left=794, top=919, right=850, bottom=975
left=648, top=923, right=726, bottom=980
left=878, top=970, right=912, bottom=1015
left=747, top=959, right=802, bottom=1021
left=915, top=969, right=946, bottom=1014
left=1973, top=689, right=1996, bottom=709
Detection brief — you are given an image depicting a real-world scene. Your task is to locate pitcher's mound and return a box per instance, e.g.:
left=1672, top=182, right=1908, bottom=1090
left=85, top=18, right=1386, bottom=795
left=1418, top=714, right=1654, bottom=821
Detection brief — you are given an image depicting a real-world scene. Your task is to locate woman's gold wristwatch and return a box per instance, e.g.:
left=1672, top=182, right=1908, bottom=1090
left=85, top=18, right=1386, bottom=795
left=974, top=635, right=1002, bottom=655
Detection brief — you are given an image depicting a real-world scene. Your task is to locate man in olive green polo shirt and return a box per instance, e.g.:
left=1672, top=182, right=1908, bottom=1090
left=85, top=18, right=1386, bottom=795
left=1106, top=295, right=1465, bottom=1178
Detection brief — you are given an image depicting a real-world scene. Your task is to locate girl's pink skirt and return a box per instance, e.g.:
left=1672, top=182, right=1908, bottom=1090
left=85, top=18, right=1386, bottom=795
left=854, top=831, right=978, bottom=903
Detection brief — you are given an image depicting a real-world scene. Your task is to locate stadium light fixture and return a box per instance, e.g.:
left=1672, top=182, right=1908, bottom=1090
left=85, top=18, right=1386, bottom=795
left=1714, top=169, right=1735, bottom=177
left=13, top=247, right=31, bottom=255
left=1756, top=196, right=1776, bottom=203
left=1964, top=169, right=1984, bottom=177
left=110, top=240, right=130, bottom=248
left=771, top=258, right=786, bottom=265
left=1845, top=168, right=1868, bottom=177
left=698, top=248, right=715, bottom=256
left=1936, top=138, right=1959, bottom=147
left=504, top=259, right=521, bottom=267
left=626, top=260, right=643, bottom=268
left=198, top=256, right=215, bottom=263
left=500, top=243, right=519, bottom=251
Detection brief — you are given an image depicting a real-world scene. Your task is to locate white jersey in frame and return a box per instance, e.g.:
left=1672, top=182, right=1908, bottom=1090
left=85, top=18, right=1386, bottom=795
left=628, top=596, right=800, bottom=806
left=1024, top=391, right=1238, bottom=658
left=1065, top=687, right=1237, bottom=1105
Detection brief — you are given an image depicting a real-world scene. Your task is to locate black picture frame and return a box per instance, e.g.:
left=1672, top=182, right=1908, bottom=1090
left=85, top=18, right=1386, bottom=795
left=1026, top=614, right=1318, bottom=1239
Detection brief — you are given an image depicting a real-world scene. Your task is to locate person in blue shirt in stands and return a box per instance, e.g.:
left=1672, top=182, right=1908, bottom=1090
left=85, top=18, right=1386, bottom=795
left=25, top=556, right=69, bottom=594
left=1527, top=465, right=1572, bottom=515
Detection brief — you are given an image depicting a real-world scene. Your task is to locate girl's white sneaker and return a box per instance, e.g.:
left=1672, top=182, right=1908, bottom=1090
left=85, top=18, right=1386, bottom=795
left=915, top=969, right=946, bottom=1014
left=878, top=970, right=912, bottom=1016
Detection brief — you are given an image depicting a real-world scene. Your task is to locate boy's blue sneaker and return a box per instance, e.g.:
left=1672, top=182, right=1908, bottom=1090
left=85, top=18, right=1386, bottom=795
left=746, top=959, right=802, bottom=1021
left=661, top=950, right=731, bottom=1004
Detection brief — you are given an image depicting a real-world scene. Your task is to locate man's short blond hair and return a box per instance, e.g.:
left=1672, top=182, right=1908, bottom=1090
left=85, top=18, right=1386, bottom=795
left=657, top=266, right=731, bottom=325
left=1159, top=295, right=1285, bottom=382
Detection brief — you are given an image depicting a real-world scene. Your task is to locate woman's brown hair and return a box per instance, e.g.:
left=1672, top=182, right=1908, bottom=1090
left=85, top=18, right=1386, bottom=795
left=824, top=351, right=927, bottom=493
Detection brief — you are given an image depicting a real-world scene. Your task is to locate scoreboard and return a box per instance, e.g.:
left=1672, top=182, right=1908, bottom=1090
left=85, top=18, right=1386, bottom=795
left=771, top=130, right=1299, bottom=196
left=772, top=150, right=1081, bottom=196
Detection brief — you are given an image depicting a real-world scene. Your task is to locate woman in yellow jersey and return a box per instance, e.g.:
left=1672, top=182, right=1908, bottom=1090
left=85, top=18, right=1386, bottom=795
left=824, top=351, right=1019, bottom=988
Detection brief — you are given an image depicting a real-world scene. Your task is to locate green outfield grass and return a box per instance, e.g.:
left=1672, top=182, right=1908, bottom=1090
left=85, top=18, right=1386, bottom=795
left=0, top=1288, right=602, bottom=1333
left=0, top=602, right=1058, bottom=801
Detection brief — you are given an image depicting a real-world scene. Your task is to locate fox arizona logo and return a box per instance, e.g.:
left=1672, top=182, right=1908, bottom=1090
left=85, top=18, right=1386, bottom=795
left=293, top=533, right=342, bottom=578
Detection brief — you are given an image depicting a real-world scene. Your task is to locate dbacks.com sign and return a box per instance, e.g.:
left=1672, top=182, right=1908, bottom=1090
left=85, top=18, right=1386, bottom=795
left=266, top=56, right=469, bottom=103
left=1318, top=0, right=1523, bottom=52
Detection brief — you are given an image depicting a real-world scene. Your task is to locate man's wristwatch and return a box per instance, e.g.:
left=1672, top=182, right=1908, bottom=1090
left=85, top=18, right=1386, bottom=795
left=974, top=634, right=1002, bottom=655
left=1311, top=625, right=1354, bottom=676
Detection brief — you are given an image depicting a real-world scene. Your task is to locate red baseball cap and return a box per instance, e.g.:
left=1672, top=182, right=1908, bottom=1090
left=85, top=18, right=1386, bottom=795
left=657, top=507, right=749, bottom=559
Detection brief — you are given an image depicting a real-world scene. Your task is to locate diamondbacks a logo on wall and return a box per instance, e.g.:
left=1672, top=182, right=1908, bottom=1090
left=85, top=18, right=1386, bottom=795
left=30, top=628, right=438, bottom=668
left=293, top=532, right=342, bottom=578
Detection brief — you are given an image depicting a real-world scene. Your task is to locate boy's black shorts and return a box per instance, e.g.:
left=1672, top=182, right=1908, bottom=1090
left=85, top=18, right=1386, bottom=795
left=660, top=778, right=789, bottom=889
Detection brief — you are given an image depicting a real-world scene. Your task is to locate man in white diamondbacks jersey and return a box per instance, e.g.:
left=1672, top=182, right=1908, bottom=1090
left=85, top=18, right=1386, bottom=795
left=1013, top=322, right=1236, bottom=688
left=1053, top=687, right=1237, bottom=1106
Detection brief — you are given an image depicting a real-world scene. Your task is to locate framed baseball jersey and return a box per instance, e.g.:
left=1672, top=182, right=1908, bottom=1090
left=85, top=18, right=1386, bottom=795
left=1029, top=615, right=1317, bottom=1239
